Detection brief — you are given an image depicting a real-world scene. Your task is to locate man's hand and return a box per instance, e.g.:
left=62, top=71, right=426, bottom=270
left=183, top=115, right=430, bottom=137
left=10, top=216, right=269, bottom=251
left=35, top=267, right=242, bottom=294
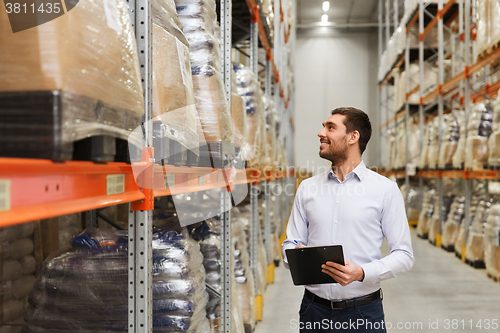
left=321, top=260, right=365, bottom=286
left=295, top=244, right=306, bottom=249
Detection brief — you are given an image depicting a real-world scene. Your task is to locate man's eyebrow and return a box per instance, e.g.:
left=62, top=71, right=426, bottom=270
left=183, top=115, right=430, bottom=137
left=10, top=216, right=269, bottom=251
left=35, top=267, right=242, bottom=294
left=324, top=121, right=335, bottom=127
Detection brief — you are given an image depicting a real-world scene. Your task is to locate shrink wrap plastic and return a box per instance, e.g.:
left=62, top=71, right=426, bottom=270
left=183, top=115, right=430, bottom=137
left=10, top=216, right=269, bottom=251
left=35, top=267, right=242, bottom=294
left=488, top=94, right=500, bottom=167
left=485, top=200, right=500, bottom=279
left=465, top=196, right=495, bottom=263
left=232, top=215, right=257, bottom=330
left=429, top=181, right=456, bottom=244
left=476, top=0, right=490, bottom=59
left=388, top=128, right=396, bottom=171
left=453, top=111, right=467, bottom=169
left=23, top=227, right=210, bottom=333
left=441, top=196, right=466, bottom=249
left=0, top=0, right=144, bottom=148
left=491, top=0, right=500, bottom=48
left=188, top=218, right=245, bottom=333
left=417, top=188, right=437, bottom=237
left=427, top=117, right=445, bottom=170
left=264, top=96, right=278, bottom=167
left=175, top=0, right=233, bottom=144
left=234, top=64, right=266, bottom=166
left=407, top=121, right=421, bottom=167
left=406, top=185, right=422, bottom=221
left=152, top=0, right=199, bottom=151
left=395, top=121, right=406, bottom=170
left=231, top=69, right=251, bottom=160
left=1, top=223, right=37, bottom=332
left=465, top=102, right=493, bottom=170
left=438, top=112, right=462, bottom=169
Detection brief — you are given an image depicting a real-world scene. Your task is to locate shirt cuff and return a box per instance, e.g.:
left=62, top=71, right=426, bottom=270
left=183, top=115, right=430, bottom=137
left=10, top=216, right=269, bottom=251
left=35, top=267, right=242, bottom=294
left=359, top=262, right=379, bottom=285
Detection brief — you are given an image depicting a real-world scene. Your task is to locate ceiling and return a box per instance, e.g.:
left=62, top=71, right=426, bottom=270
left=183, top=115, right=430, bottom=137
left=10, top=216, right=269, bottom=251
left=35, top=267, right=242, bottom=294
left=297, top=0, right=379, bottom=27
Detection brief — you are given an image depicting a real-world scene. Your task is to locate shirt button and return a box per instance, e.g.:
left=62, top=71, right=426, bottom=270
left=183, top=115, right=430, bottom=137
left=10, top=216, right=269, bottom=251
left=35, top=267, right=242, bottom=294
left=335, top=221, right=338, bottom=224
left=336, top=201, right=340, bottom=204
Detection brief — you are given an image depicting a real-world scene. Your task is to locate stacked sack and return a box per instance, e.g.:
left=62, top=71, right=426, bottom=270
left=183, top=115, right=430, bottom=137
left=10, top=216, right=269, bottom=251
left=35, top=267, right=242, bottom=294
left=231, top=211, right=257, bottom=332
left=465, top=102, right=494, bottom=170
left=188, top=218, right=245, bottom=333
left=405, top=184, right=422, bottom=222
left=476, top=0, right=500, bottom=61
left=488, top=94, right=500, bottom=167
left=0, top=0, right=144, bottom=160
left=428, top=183, right=456, bottom=245
left=417, top=188, right=437, bottom=238
left=465, top=196, right=495, bottom=266
left=230, top=68, right=250, bottom=164
left=454, top=183, right=487, bottom=257
left=452, top=111, right=467, bottom=169
left=263, top=96, right=278, bottom=168
left=23, top=227, right=209, bottom=333
left=438, top=111, right=462, bottom=169
left=419, top=118, right=437, bottom=170
left=234, top=64, right=267, bottom=168
left=485, top=196, right=500, bottom=279
left=152, top=0, right=199, bottom=165
left=1, top=223, right=38, bottom=333
left=175, top=0, right=234, bottom=166
left=441, top=195, right=466, bottom=251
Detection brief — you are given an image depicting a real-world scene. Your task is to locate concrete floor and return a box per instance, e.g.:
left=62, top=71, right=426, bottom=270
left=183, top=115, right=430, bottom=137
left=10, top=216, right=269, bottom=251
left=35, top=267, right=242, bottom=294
left=255, top=229, right=500, bottom=333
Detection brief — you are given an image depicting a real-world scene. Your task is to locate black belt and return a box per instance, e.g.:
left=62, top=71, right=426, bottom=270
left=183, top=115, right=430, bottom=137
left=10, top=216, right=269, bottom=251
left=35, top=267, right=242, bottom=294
left=304, top=289, right=381, bottom=310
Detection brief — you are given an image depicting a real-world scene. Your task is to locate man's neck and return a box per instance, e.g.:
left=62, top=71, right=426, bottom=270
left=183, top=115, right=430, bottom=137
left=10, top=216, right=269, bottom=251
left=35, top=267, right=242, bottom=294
left=332, top=158, right=362, bottom=182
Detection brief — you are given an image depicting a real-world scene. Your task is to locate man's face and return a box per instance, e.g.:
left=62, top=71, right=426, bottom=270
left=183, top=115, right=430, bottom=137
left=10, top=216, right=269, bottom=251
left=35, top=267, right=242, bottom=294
left=318, top=114, right=349, bottom=165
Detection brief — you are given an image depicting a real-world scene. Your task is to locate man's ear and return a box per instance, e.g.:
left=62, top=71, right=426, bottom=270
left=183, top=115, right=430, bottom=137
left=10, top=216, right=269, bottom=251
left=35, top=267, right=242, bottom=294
left=348, top=130, right=360, bottom=146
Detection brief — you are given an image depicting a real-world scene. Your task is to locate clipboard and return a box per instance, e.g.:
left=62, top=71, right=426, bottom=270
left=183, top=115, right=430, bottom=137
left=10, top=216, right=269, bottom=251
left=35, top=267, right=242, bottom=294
left=285, top=245, right=345, bottom=285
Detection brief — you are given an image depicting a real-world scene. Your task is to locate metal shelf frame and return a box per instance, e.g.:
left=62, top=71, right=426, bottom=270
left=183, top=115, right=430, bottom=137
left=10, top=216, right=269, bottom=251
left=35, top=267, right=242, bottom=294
left=378, top=0, right=500, bottom=255
left=0, top=1, right=296, bottom=333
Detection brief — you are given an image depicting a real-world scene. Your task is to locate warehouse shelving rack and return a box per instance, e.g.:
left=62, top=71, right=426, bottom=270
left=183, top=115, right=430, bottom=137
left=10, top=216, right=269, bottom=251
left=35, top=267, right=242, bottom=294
left=0, top=1, right=295, bottom=332
left=378, top=0, right=500, bottom=261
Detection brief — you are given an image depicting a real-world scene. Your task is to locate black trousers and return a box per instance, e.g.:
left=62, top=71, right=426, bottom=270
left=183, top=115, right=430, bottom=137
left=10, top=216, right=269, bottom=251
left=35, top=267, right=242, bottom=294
left=298, top=294, right=387, bottom=333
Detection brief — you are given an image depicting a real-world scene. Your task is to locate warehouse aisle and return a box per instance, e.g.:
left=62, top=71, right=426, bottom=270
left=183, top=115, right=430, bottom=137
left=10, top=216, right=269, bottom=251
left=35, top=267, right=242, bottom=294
left=256, top=229, right=500, bottom=333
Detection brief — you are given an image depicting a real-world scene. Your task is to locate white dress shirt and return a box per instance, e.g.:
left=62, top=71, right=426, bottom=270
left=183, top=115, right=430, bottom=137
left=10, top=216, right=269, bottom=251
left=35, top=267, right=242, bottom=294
left=282, top=160, right=414, bottom=300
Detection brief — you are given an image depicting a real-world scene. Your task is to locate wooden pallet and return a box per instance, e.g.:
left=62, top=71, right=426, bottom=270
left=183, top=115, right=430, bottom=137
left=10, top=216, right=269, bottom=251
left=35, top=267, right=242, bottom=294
left=487, top=272, right=499, bottom=283
left=465, top=258, right=486, bottom=269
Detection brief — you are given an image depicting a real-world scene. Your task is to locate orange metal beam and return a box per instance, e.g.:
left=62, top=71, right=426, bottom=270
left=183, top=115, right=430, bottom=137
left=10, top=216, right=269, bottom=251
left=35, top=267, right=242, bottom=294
left=0, top=158, right=144, bottom=227
left=406, top=10, right=420, bottom=34
left=422, top=0, right=456, bottom=39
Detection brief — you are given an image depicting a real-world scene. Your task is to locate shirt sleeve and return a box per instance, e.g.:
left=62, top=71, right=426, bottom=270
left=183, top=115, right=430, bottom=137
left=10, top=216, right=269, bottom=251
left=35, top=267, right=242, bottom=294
left=281, top=182, right=309, bottom=269
left=360, top=181, right=415, bottom=284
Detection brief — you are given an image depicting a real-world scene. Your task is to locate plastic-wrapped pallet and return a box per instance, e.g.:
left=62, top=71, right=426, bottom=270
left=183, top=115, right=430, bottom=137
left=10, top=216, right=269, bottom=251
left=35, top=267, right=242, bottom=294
left=465, top=102, right=494, bottom=170
left=476, top=0, right=490, bottom=60
left=0, top=0, right=144, bottom=160
left=419, top=120, right=434, bottom=169
left=174, top=0, right=234, bottom=167
left=264, top=96, right=277, bottom=167
left=23, top=227, right=210, bottom=333
left=426, top=118, right=441, bottom=170
left=485, top=198, right=500, bottom=280
left=438, top=111, right=462, bottom=169
left=388, top=128, right=397, bottom=171
left=491, top=0, right=500, bottom=50
left=1, top=223, right=38, bottom=333
left=234, top=64, right=266, bottom=168
left=417, top=188, right=437, bottom=238
left=406, top=185, right=422, bottom=222
left=454, top=184, right=487, bottom=257
left=488, top=94, right=500, bottom=167
left=429, top=181, right=456, bottom=244
left=232, top=212, right=257, bottom=332
left=452, top=111, right=467, bottom=169
left=231, top=68, right=250, bottom=162
left=441, top=196, right=466, bottom=251
left=152, top=0, right=199, bottom=162
left=408, top=121, right=421, bottom=167
left=465, top=196, right=495, bottom=266
left=395, top=121, right=406, bottom=170
left=188, top=218, right=245, bottom=333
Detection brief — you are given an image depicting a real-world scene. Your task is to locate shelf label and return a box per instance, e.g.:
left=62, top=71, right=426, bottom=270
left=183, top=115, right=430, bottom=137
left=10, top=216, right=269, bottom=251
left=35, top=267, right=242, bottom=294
left=489, top=181, right=500, bottom=195
left=0, top=180, right=11, bottom=211
left=166, top=174, right=175, bottom=188
left=106, top=175, right=125, bottom=196
left=199, top=174, right=205, bottom=186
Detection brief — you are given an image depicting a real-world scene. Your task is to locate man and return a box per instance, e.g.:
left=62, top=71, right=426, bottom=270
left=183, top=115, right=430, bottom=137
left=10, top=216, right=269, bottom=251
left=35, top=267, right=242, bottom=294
left=282, top=107, right=414, bottom=332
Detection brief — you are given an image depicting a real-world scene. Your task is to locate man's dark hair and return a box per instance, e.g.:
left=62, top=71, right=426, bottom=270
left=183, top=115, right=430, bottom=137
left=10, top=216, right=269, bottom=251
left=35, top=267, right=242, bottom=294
left=331, top=107, right=372, bottom=155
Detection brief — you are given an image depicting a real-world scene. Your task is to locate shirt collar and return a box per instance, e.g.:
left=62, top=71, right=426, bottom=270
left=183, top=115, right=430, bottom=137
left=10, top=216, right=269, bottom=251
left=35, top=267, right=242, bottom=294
left=328, top=160, right=367, bottom=182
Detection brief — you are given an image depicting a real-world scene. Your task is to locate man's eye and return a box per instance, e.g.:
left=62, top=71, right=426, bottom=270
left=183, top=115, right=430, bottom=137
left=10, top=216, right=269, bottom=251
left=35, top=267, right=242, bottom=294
left=329, top=126, right=334, bottom=130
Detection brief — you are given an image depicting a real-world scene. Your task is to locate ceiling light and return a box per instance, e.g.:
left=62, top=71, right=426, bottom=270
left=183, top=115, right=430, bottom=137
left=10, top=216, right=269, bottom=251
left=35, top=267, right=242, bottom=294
left=321, top=14, right=328, bottom=24
left=322, top=1, right=330, bottom=12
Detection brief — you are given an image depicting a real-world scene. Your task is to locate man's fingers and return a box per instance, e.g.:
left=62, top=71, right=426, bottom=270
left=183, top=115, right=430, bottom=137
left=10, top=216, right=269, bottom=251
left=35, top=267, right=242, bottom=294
left=325, top=261, right=347, bottom=273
